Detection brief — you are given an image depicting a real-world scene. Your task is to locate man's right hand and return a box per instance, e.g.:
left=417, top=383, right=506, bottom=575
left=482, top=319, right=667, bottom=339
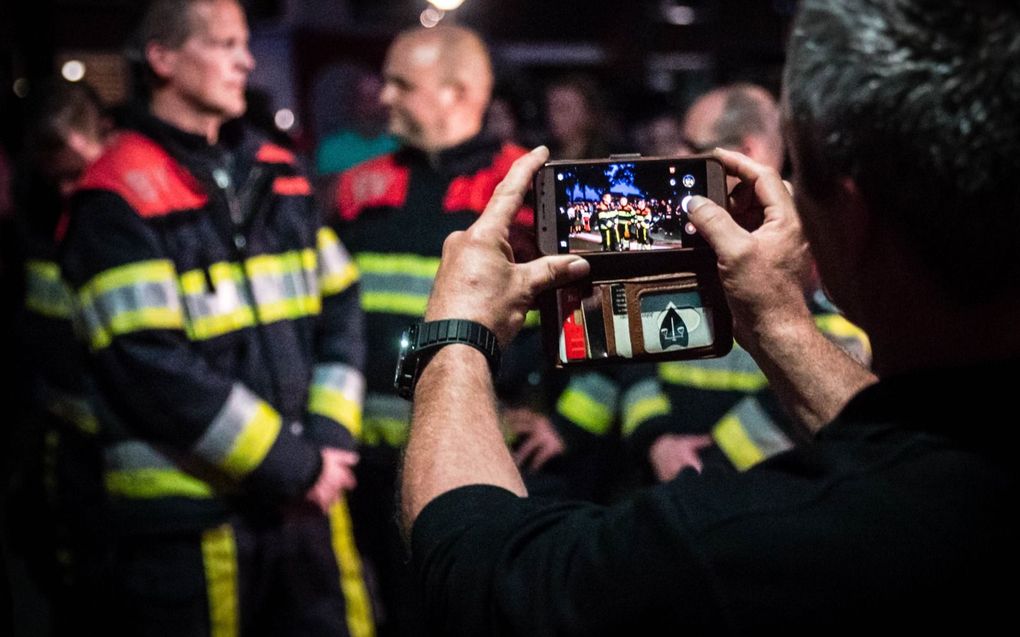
left=648, top=433, right=714, bottom=482
left=305, top=448, right=359, bottom=514
left=687, top=148, right=814, bottom=354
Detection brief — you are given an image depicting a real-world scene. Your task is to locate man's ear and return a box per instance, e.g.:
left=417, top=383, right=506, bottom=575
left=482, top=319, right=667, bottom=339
left=145, top=41, right=177, bottom=82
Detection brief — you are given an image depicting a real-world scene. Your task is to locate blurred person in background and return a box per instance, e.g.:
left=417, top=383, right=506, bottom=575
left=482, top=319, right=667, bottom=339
left=6, top=79, right=113, bottom=635
left=544, top=74, right=621, bottom=159
left=316, top=69, right=398, bottom=177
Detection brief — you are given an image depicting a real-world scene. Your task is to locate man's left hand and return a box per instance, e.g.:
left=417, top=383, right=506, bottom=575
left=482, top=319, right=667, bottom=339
left=424, top=146, right=590, bottom=347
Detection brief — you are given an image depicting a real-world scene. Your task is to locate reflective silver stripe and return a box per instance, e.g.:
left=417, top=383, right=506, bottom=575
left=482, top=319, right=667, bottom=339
left=569, top=372, right=620, bottom=412
left=620, top=378, right=671, bottom=437
left=317, top=228, right=358, bottom=295
left=192, top=383, right=282, bottom=478
left=245, top=250, right=320, bottom=323
left=105, top=440, right=179, bottom=471
left=180, top=262, right=255, bottom=340
left=726, top=396, right=793, bottom=459
left=358, top=272, right=435, bottom=299
left=313, top=363, right=365, bottom=406
left=364, top=392, right=412, bottom=423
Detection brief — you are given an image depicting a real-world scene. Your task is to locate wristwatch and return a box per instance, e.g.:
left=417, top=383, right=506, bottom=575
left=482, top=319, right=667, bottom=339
left=393, top=319, right=502, bottom=400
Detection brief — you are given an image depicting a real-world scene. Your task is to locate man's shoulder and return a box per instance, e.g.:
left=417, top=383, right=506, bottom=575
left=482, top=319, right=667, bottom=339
left=78, top=132, right=207, bottom=218
left=336, top=152, right=410, bottom=222
left=443, top=142, right=531, bottom=219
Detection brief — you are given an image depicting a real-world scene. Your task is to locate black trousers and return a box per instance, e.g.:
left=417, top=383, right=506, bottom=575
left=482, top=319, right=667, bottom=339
left=107, top=501, right=372, bottom=637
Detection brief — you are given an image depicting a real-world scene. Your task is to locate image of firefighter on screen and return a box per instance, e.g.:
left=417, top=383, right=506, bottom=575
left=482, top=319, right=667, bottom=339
left=553, top=161, right=707, bottom=253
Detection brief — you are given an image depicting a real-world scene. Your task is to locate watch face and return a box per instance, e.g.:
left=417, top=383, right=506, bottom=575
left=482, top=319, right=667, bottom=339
left=393, top=325, right=417, bottom=398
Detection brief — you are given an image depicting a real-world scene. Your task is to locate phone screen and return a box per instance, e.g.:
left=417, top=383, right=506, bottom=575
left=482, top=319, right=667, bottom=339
left=551, top=159, right=710, bottom=254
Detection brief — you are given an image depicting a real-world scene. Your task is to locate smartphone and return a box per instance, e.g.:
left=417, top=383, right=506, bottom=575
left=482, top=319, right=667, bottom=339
left=533, top=155, right=732, bottom=367
left=535, top=155, right=727, bottom=257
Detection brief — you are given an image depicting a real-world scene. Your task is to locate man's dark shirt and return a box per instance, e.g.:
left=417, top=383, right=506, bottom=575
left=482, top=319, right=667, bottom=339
left=411, top=360, right=1018, bottom=635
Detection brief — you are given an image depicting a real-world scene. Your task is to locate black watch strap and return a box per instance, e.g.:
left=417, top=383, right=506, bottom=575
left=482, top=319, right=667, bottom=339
left=394, top=319, right=501, bottom=400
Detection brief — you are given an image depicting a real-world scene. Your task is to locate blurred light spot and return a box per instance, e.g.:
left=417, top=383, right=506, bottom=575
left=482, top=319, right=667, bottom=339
left=13, top=78, right=29, bottom=98
left=430, top=0, right=465, bottom=10
left=62, top=60, right=86, bottom=82
left=662, top=2, right=696, bottom=25
left=274, top=108, right=296, bottom=131
left=420, top=7, right=445, bottom=27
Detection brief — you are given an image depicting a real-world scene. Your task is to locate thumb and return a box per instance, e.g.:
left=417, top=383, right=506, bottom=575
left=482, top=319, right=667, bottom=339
left=521, top=255, right=590, bottom=297
left=687, top=195, right=751, bottom=262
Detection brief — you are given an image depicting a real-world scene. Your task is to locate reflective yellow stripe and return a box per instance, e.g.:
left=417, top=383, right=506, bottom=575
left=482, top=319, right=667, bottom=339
left=658, top=364, right=768, bottom=392
left=355, top=252, right=440, bottom=278
left=321, top=262, right=360, bottom=296
left=104, top=468, right=214, bottom=499
left=25, top=260, right=73, bottom=318
left=621, top=395, right=671, bottom=437
left=255, top=295, right=322, bottom=323
left=556, top=388, right=614, bottom=435
left=180, top=262, right=257, bottom=341
left=360, top=291, right=429, bottom=316
left=84, top=258, right=178, bottom=296
left=220, top=401, right=281, bottom=479
left=202, top=524, right=240, bottom=637
left=329, top=499, right=376, bottom=637
left=318, top=227, right=360, bottom=295
left=814, top=313, right=871, bottom=353
left=712, top=414, right=766, bottom=471
left=308, top=386, right=363, bottom=439
left=362, top=417, right=409, bottom=447
left=523, top=309, right=541, bottom=328
left=46, top=398, right=99, bottom=436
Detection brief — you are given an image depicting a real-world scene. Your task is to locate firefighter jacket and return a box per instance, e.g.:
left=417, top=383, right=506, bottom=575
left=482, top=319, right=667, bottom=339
left=61, top=113, right=364, bottom=533
left=334, top=134, right=534, bottom=447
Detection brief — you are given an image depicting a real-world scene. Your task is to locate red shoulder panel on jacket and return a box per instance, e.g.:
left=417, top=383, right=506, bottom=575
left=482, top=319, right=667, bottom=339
left=336, top=154, right=410, bottom=222
left=443, top=143, right=533, bottom=226
left=256, top=143, right=297, bottom=165
left=77, top=132, right=208, bottom=217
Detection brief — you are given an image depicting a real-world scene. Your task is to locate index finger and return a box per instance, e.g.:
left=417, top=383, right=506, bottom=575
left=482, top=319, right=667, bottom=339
left=475, top=145, right=550, bottom=232
left=712, top=147, right=793, bottom=212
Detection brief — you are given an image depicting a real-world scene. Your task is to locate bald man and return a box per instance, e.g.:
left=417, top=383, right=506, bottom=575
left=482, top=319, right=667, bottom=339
left=331, top=25, right=534, bottom=635
left=681, top=83, right=785, bottom=180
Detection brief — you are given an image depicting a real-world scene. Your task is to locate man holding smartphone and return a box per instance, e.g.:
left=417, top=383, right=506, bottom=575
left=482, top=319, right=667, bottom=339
left=399, top=0, right=1019, bottom=633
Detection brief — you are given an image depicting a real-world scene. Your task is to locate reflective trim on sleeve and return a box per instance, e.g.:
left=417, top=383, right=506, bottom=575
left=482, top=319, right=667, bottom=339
left=361, top=393, right=412, bottom=447
left=201, top=523, right=240, bottom=637
left=620, top=378, right=671, bottom=437
left=711, top=397, right=793, bottom=471
left=329, top=498, right=376, bottom=637
left=356, top=253, right=439, bottom=317
left=180, top=262, right=256, bottom=341
left=25, top=259, right=74, bottom=319
left=658, top=347, right=768, bottom=392
left=555, top=372, right=619, bottom=436
left=245, top=248, right=321, bottom=324
left=317, top=227, right=360, bottom=296
left=308, top=363, right=365, bottom=438
left=193, top=384, right=283, bottom=479
left=103, top=441, right=215, bottom=499
left=77, top=259, right=184, bottom=350
left=523, top=309, right=541, bottom=328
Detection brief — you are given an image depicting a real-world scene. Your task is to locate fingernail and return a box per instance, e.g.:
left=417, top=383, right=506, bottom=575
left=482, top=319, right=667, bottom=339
left=532, top=145, right=549, bottom=155
left=688, top=195, right=711, bottom=214
left=566, top=257, right=590, bottom=276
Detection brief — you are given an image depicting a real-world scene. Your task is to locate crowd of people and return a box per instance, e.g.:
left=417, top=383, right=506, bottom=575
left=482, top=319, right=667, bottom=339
left=2, top=0, right=1015, bottom=635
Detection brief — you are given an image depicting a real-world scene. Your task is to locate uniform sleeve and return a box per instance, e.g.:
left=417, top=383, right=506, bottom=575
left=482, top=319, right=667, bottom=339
left=303, top=225, right=365, bottom=450
left=410, top=484, right=718, bottom=636
left=61, top=190, right=321, bottom=502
